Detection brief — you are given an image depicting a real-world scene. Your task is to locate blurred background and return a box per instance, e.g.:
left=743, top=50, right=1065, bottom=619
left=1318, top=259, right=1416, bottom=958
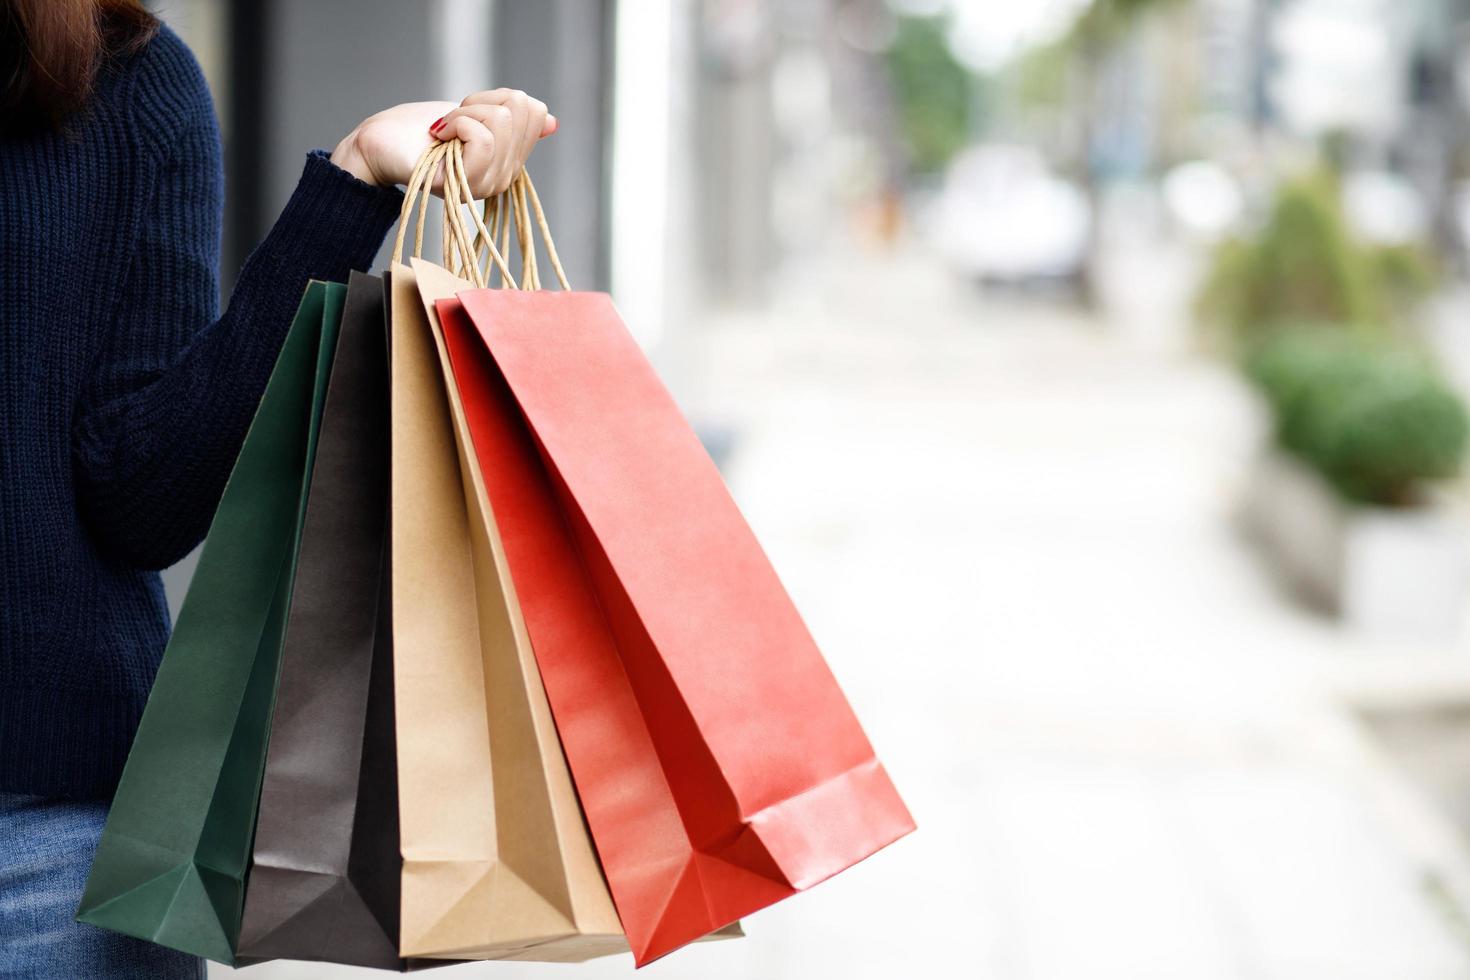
left=148, top=0, right=1470, bottom=976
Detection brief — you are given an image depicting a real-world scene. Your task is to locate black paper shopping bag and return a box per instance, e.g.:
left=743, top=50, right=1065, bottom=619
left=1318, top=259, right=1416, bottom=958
left=236, top=270, right=407, bottom=968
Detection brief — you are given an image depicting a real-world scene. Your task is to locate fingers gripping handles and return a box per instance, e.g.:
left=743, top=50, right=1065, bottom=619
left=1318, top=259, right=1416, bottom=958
left=391, top=138, right=569, bottom=291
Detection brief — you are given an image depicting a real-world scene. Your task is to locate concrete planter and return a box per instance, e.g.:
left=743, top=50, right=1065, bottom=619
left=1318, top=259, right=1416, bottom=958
left=1240, top=450, right=1470, bottom=642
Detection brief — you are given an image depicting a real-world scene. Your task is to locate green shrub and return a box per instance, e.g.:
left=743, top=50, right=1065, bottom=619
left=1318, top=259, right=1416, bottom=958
left=1246, top=329, right=1469, bottom=506
left=1197, top=172, right=1435, bottom=347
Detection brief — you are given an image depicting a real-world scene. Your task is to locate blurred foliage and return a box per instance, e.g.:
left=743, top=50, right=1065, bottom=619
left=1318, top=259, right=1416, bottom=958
left=1197, top=171, right=1436, bottom=347
left=1012, top=35, right=1073, bottom=110
left=1014, top=0, right=1184, bottom=109
left=1373, top=242, right=1440, bottom=313
left=885, top=16, right=973, bottom=174
left=1071, top=0, right=1187, bottom=47
left=1247, top=329, right=1468, bottom=506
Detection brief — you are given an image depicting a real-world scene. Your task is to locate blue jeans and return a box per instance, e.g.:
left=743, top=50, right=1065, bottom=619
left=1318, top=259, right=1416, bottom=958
left=0, top=793, right=204, bottom=979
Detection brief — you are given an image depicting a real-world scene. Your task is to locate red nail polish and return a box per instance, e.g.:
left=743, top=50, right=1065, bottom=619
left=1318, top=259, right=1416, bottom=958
left=430, top=116, right=446, bottom=133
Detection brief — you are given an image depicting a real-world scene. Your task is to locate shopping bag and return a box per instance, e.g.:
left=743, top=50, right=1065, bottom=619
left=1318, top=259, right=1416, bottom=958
left=387, top=251, right=625, bottom=961
left=235, top=271, right=404, bottom=968
left=77, top=281, right=347, bottom=964
left=448, top=256, right=915, bottom=964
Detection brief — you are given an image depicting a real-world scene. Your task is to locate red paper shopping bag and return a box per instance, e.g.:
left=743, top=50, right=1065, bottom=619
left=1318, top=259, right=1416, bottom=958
left=439, top=288, right=914, bottom=965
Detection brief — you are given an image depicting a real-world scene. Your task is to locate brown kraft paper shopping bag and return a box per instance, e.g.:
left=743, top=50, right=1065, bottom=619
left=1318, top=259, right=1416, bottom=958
left=386, top=186, right=625, bottom=959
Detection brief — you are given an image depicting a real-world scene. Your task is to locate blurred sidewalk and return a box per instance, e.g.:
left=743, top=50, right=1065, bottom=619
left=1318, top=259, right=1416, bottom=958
left=679, top=247, right=1470, bottom=979
left=220, top=247, right=1470, bottom=980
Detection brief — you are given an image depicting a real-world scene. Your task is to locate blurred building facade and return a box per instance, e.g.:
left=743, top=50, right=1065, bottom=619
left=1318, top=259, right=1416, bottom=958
left=155, top=0, right=616, bottom=294
left=154, top=0, right=881, bottom=335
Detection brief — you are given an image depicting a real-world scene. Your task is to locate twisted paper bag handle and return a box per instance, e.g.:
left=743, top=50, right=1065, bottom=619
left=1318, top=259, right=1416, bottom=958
left=390, top=138, right=568, bottom=291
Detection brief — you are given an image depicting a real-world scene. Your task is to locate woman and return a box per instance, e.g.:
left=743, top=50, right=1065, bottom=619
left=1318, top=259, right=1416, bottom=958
left=0, top=1, right=553, bottom=975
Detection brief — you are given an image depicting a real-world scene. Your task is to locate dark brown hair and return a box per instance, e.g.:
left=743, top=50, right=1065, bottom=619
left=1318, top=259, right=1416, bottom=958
left=1, top=0, right=157, bottom=132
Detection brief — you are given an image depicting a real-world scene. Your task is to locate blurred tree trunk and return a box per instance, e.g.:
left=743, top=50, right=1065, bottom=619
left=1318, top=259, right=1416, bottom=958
left=1075, top=35, right=1105, bottom=310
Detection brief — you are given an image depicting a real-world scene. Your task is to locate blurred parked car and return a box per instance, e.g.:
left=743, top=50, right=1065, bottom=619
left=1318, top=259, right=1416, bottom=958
left=931, top=144, right=1091, bottom=287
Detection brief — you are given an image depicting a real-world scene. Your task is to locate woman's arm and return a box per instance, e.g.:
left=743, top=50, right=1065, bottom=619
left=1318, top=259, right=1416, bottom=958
left=74, top=76, right=552, bottom=570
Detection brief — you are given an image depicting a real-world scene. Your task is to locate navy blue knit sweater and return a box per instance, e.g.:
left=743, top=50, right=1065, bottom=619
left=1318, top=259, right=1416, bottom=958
left=0, top=26, right=405, bottom=798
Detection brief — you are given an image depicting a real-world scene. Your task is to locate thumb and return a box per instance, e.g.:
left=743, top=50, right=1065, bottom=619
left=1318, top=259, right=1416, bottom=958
left=541, top=114, right=559, bottom=138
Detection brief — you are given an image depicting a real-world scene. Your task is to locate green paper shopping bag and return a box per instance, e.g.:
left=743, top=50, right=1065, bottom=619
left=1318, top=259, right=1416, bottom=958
left=76, top=281, right=346, bottom=964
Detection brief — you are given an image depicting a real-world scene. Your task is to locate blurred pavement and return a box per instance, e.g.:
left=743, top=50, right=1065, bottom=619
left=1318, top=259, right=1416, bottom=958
left=220, top=247, right=1470, bottom=980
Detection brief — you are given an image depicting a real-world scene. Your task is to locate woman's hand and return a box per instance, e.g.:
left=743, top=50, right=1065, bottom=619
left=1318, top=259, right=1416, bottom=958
left=330, top=89, right=557, bottom=197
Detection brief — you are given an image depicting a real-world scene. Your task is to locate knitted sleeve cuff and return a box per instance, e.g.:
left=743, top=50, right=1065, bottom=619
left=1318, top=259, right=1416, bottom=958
left=259, top=150, right=407, bottom=281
